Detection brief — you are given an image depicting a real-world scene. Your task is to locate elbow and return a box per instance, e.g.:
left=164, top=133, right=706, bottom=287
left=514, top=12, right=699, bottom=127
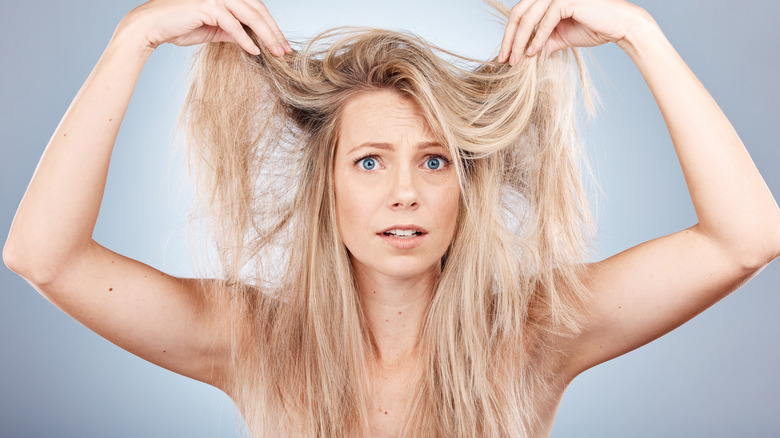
left=759, top=215, right=780, bottom=266
left=3, top=240, right=35, bottom=283
left=765, top=223, right=780, bottom=265
left=2, top=238, right=22, bottom=275
left=739, top=251, right=779, bottom=274
left=736, top=223, right=780, bottom=272
left=696, top=220, right=780, bottom=272
left=3, top=239, right=59, bottom=286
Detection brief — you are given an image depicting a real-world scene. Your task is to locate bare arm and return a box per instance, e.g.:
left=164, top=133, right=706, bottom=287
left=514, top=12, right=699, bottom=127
left=567, top=12, right=780, bottom=376
left=3, top=0, right=290, bottom=388
left=499, top=0, right=780, bottom=378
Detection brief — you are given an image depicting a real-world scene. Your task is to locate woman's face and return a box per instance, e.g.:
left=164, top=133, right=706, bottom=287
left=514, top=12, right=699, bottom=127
left=333, top=90, right=461, bottom=280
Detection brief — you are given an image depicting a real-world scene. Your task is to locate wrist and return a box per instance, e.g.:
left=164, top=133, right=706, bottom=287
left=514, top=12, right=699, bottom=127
left=615, top=6, right=664, bottom=58
left=112, top=11, right=157, bottom=59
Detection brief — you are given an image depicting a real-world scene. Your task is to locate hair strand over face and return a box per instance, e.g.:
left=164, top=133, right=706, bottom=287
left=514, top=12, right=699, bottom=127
left=179, top=3, right=595, bottom=436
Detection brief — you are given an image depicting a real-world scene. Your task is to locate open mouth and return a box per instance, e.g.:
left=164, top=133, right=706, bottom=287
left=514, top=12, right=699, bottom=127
left=383, top=229, right=423, bottom=239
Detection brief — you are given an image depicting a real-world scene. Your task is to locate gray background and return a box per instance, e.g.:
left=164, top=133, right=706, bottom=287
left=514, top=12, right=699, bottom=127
left=1, top=0, right=778, bottom=436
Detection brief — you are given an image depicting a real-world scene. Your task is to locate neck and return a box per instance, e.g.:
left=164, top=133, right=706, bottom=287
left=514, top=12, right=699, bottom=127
left=353, top=260, right=439, bottom=368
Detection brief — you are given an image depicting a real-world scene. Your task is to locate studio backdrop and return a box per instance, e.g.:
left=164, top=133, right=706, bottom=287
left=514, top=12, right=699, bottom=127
left=1, top=1, right=778, bottom=437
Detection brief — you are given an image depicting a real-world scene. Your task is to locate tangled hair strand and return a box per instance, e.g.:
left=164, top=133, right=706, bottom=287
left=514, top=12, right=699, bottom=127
left=179, top=2, right=596, bottom=436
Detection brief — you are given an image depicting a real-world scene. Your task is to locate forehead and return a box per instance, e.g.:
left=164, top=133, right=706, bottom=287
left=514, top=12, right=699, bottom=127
left=337, top=90, right=437, bottom=151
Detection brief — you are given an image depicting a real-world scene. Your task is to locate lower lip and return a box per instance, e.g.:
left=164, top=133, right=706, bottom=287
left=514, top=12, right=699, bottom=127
left=377, top=233, right=426, bottom=249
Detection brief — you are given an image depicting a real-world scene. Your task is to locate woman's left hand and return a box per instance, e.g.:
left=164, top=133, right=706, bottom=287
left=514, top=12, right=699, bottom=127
left=498, top=0, right=653, bottom=64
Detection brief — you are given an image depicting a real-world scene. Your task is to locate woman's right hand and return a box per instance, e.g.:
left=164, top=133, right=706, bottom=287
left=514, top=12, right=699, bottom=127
left=6, top=0, right=291, bottom=395
left=120, top=0, right=292, bottom=56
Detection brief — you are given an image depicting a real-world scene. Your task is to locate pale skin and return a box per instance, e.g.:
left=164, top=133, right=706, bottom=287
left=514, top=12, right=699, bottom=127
left=334, top=92, right=461, bottom=430
left=4, top=0, right=780, bottom=436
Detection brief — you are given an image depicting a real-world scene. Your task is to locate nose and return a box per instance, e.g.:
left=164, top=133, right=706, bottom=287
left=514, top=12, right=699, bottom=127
left=388, top=163, right=419, bottom=210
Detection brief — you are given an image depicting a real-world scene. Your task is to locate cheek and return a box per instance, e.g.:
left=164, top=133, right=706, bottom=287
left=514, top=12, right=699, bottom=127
left=430, top=179, right=461, bottom=238
left=448, top=180, right=461, bottom=213
left=334, top=170, right=371, bottom=236
left=337, top=196, right=359, bottom=233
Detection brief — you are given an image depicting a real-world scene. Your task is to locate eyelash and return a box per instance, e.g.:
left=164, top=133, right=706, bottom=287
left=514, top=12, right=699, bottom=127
left=353, top=153, right=377, bottom=165
left=424, top=155, right=452, bottom=171
left=352, top=154, right=452, bottom=171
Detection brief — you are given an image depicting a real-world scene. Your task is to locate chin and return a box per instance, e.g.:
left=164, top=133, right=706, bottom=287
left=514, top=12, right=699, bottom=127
left=351, top=252, right=443, bottom=281
left=384, top=260, right=440, bottom=279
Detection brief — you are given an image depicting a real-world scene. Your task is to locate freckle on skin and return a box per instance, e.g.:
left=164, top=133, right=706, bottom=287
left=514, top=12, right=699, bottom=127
left=385, top=319, right=389, bottom=323
left=384, top=411, right=388, bottom=415
left=398, top=311, right=402, bottom=315
left=108, top=288, right=113, bottom=292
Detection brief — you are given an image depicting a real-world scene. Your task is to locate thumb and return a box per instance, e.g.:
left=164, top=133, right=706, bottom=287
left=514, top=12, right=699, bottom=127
left=543, top=34, right=568, bottom=55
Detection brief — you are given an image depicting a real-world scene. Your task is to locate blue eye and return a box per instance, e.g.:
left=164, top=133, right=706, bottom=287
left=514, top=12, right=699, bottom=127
left=425, top=157, right=442, bottom=170
left=358, top=157, right=377, bottom=170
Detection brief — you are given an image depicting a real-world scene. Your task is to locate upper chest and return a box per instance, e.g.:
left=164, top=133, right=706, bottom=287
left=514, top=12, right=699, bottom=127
left=366, top=361, right=420, bottom=438
left=363, top=366, right=567, bottom=438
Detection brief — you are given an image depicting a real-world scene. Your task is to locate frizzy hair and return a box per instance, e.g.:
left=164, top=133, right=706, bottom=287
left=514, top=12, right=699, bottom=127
left=179, top=2, right=596, bottom=436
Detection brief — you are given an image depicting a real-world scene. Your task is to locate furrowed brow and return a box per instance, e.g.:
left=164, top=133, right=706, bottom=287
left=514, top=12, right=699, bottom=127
left=346, top=141, right=445, bottom=155
left=347, top=142, right=393, bottom=155
left=417, top=141, right=446, bottom=151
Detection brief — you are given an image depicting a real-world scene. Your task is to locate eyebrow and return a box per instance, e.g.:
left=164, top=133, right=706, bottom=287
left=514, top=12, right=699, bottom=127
left=347, top=141, right=445, bottom=155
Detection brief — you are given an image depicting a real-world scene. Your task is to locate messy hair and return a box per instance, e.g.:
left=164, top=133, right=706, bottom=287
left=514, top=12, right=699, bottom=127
left=180, top=2, right=595, bottom=436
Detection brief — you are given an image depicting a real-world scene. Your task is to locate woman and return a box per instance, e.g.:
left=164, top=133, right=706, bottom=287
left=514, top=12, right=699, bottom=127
left=4, top=0, right=779, bottom=436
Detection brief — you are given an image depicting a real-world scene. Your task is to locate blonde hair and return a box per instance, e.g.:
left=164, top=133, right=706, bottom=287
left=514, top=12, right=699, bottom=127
left=180, top=3, right=595, bottom=436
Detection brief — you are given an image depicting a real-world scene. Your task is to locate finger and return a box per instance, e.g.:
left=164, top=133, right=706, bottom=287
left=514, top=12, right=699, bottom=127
left=250, top=0, right=293, bottom=53
left=543, top=30, right=567, bottom=54
left=526, top=5, right=562, bottom=56
left=499, top=0, right=534, bottom=63
left=230, top=0, right=289, bottom=55
left=509, top=0, right=552, bottom=65
left=544, top=16, right=579, bottom=55
left=212, top=8, right=262, bottom=55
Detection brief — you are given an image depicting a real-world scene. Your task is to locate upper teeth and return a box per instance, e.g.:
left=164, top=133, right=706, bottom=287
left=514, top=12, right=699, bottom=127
left=386, top=229, right=418, bottom=237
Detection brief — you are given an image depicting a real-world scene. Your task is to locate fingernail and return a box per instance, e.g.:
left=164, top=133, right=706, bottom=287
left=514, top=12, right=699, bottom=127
left=285, top=41, right=292, bottom=51
left=509, top=53, right=518, bottom=65
left=498, top=49, right=504, bottom=61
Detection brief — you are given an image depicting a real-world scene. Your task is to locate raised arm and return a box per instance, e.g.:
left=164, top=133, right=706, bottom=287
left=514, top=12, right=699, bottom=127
left=3, top=0, right=289, bottom=389
left=499, top=0, right=780, bottom=378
